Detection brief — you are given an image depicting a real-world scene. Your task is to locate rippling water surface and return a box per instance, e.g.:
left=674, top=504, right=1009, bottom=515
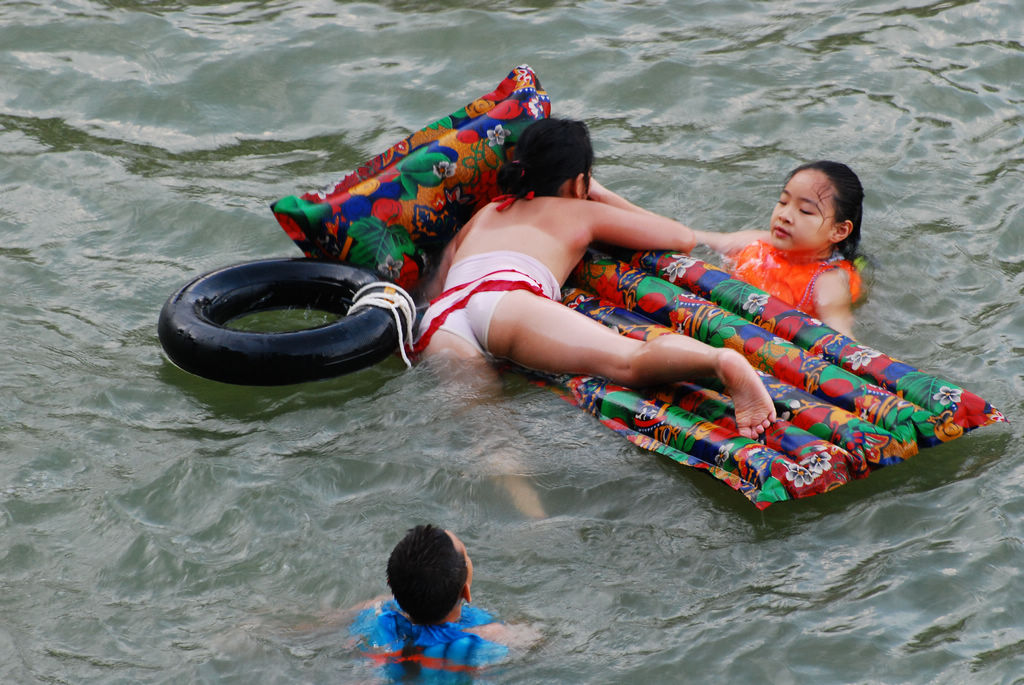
left=2, top=0, right=1022, bottom=682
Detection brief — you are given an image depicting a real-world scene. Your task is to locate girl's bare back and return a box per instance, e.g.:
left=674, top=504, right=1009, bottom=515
left=450, top=197, right=601, bottom=285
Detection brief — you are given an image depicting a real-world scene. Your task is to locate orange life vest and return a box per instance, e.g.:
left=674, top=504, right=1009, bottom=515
left=730, top=240, right=861, bottom=317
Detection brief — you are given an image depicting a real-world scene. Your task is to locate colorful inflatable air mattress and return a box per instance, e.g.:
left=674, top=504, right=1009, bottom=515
left=273, top=66, right=1005, bottom=508
left=519, top=250, right=1006, bottom=508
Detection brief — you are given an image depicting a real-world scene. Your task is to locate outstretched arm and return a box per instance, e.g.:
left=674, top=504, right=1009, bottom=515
left=813, top=269, right=855, bottom=337
left=582, top=185, right=697, bottom=254
left=589, top=178, right=765, bottom=257
left=466, top=620, right=543, bottom=650
left=691, top=228, right=767, bottom=256
left=587, top=178, right=657, bottom=216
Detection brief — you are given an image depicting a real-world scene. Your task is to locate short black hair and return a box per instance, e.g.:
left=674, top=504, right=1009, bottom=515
left=386, top=524, right=468, bottom=624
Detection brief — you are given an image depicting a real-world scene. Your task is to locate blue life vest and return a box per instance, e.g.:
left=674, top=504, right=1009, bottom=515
left=350, top=599, right=509, bottom=675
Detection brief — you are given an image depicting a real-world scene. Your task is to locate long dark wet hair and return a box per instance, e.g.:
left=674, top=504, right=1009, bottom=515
left=498, top=118, right=594, bottom=200
left=786, top=160, right=864, bottom=261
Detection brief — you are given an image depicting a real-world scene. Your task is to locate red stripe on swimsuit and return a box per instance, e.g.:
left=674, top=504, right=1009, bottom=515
left=410, top=270, right=545, bottom=355
left=412, top=192, right=541, bottom=354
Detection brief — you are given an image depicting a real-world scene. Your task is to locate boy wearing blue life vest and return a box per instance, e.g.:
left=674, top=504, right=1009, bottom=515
left=350, top=525, right=526, bottom=675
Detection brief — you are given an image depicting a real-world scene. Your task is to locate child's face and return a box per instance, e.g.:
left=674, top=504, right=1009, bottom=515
left=768, top=169, right=848, bottom=259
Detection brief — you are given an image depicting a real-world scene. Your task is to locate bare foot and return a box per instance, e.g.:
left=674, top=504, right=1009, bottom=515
left=496, top=474, right=547, bottom=519
left=716, top=349, right=776, bottom=439
left=487, top=446, right=547, bottom=519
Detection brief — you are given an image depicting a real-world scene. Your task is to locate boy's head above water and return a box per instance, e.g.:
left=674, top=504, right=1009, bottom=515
left=771, top=160, right=863, bottom=262
left=386, top=525, right=473, bottom=625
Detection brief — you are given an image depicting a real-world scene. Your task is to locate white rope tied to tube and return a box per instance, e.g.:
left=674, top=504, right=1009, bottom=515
left=348, top=282, right=417, bottom=368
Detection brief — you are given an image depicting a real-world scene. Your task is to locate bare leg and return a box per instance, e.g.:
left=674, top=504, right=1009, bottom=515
left=487, top=292, right=776, bottom=438
left=419, top=330, right=547, bottom=518
left=419, top=329, right=503, bottom=394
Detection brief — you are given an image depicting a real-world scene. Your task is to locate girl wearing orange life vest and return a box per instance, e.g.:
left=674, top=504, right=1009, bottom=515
left=692, top=161, right=864, bottom=337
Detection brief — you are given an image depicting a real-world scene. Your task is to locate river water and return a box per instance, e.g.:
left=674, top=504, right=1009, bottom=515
left=2, top=0, right=1022, bottom=682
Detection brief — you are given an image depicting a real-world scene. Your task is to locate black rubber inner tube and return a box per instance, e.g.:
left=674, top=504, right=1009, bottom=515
left=158, top=258, right=401, bottom=385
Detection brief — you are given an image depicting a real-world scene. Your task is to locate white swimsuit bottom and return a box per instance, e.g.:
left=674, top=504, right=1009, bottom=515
left=415, top=250, right=562, bottom=355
